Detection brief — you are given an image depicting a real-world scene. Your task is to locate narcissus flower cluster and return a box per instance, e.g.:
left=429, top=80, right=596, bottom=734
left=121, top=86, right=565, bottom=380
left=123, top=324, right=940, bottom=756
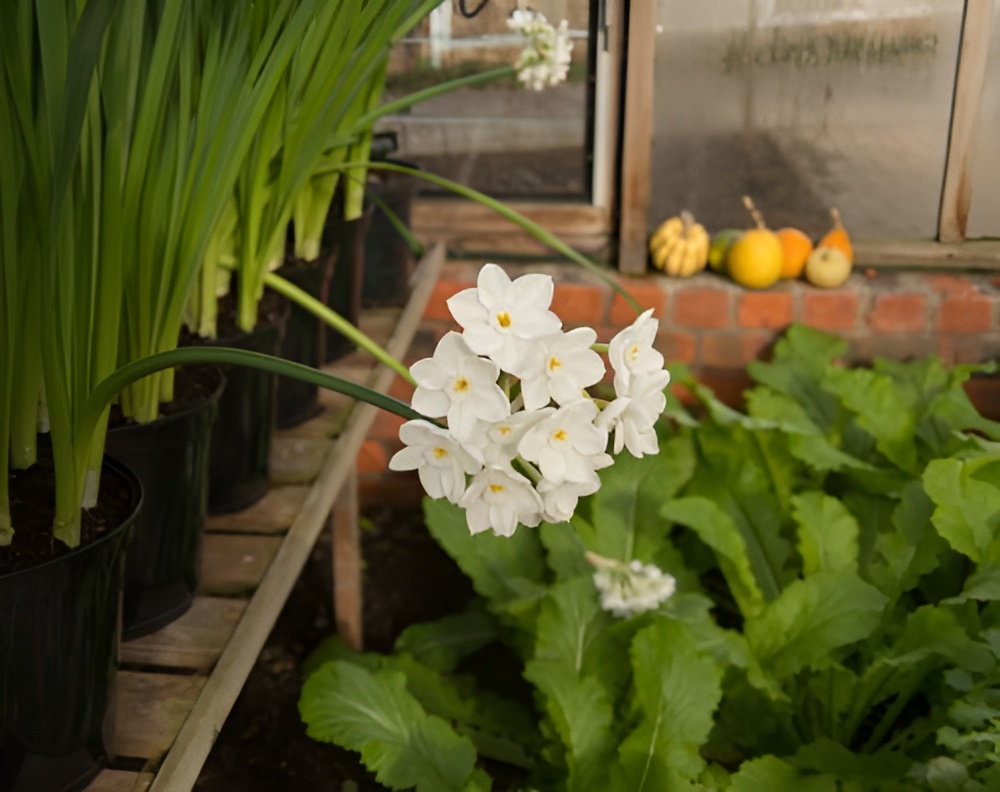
left=390, top=264, right=671, bottom=538
left=507, top=9, right=573, bottom=91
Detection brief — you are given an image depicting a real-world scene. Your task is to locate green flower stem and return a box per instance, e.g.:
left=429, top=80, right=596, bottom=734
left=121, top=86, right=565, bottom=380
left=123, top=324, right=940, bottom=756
left=80, top=347, right=425, bottom=469
left=591, top=343, right=609, bottom=354
left=263, top=272, right=414, bottom=385
left=354, top=66, right=515, bottom=130
left=321, top=161, right=644, bottom=315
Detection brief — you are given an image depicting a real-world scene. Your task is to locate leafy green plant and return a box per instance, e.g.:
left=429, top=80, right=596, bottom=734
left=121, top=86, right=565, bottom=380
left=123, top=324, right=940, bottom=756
left=300, top=324, right=1000, bottom=789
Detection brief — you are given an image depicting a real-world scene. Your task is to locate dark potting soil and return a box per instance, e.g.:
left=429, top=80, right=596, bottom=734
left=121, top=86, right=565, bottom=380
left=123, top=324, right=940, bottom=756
left=193, top=505, right=475, bottom=792
left=0, top=444, right=135, bottom=576
left=108, top=365, right=222, bottom=427
left=181, top=285, right=289, bottom=345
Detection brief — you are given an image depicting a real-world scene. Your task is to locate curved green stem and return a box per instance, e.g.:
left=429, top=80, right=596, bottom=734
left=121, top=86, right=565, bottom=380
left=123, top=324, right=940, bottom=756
left=354, top=66, right=514, bottom=130
left=80, top=347, right=425, bottom=467
left=318, top=161, right=643, bottom=315
left=263, top=272, right=414, bottom=385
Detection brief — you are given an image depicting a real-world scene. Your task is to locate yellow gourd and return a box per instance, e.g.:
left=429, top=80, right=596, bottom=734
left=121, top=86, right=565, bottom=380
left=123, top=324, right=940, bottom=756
left=726, top=197, right=784, bottom=289
left=818, top=208, right=853, bottom=264
left=649, top=210, right=710, bottom=277
left=804, top=246, right=852, bottom=288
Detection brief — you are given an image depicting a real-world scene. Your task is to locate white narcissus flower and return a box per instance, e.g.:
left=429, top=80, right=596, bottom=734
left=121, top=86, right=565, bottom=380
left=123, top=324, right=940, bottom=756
left=476, top=409, right=550, bottom=469
left=537, top=472, right=601, bottom=524
left=598, top=368, right=671, bottom=458
left=588, top=553, right=677, bottom=619
left=389, top=420, right=482, bottom=504
left=519, top=327, right=605, bottom=410
left=608, top=309, right=665, bottom=392
left=447, top=263, right=561, bottom=375
left=459, top=467, right=543, bottom=538
left=410, top=331, right=510, bottom=442
left=507, top=11, right=573, bottom=91
left=517, top=400, right=611, bottom=486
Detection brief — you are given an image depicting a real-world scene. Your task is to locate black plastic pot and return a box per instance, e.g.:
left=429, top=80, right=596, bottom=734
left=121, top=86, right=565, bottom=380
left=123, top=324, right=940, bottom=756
left=321, top=203, right=373, bottom=364
left=275, top=258, right=326, bottom=429
left=197, top=299, right=287, bottom=514
left=362, top=160, right=419, bottom=307
left=0, top=457, right=141, bottom=792
left=105, top=366, right=224, bottom=639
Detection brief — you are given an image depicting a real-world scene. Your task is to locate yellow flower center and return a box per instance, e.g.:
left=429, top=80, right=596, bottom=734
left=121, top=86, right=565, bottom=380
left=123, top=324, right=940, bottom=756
left=489, top=483, right=505, bottom=493
left=548, top=356, right=561, bottom=372
left=627, top=343, right=641, bottom=362
left=552, top=429, right=567, bottom=442
left=453, top=377, right=470, bottom=393
left=496, top=311, right=512, bottom=328
left=499, top=425, right=512, bottom=436
left=432, top=447, right=448, bottom=459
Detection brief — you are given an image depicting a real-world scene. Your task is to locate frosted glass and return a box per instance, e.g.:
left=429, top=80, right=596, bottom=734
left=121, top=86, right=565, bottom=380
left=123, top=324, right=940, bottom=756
left=966, top=6, right=1000, bottom=239
left=650, top=0, right=964, bottom=240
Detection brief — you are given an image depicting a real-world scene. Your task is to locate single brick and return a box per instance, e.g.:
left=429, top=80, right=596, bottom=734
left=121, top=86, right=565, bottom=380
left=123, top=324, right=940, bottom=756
left=869, top=293, right=927, bottom=333
left=551, top=283, right=606, bottom=326
left=369, top=408, right=406, bottom=442
left=700, top=333, right=745, bottom=368
left=938, top=295, right=993, bottom=333
left=737, top=292, right=793, bottom=329
left=802, top=291, right=860, bottom=331
left=658, top=330, right=697, bottom=364
left=609, top=280, right=667, bottom=326
left=424, top=279, right=471, bottom=321
left=357, top=440, right=389, bottom=475
left=871, top=332, right=933, bottom=362
left=696, top=369, right=753, bottom=409
left=673, top=288, right=730, bottom=329
left=938, top=334, right=984, bottom=366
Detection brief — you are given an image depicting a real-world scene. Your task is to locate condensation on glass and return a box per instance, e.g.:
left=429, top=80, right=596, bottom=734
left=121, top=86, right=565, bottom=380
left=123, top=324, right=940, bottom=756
left=379, top=1, right=590, bottom=200
left=966, top=7, right=1000, bottom=239
left=650, top=0, right=964, bottom=240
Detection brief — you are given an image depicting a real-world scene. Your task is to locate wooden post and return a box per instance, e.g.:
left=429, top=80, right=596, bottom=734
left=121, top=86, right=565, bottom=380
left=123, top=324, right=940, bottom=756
left=617, top=0, right=657, bottom=274
left=938, top=0, right=993, bottom=243
left=331, top=467, right=362, bottom=651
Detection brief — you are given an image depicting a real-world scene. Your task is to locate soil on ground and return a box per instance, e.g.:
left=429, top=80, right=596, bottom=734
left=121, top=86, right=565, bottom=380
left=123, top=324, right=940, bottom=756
left=193, top=505, right=473, bottom=792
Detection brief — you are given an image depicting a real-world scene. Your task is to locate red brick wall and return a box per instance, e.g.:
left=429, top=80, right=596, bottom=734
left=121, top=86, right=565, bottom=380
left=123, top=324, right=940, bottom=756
left=359, top=262, right=1000, bottom=508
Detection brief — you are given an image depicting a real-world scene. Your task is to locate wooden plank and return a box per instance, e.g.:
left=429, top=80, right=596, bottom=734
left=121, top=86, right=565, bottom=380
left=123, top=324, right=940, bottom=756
left=198, top=534, right=283, bottom=597
left=268, top=436, right=335, bottom=485
left=617, top=0, right=658, bottom=274
left=412, top=199, right=609, bottom=235
left=938, top=0, right=993, bottom=243
left=332, top=467, right=362, bottom=650
left=113, top=672, right=206, bottom=762
left=88, top=770, right=153, bottom=792
left=147, top=243, right=446, bottom=792
left=417, top=232, right=611, bottom=260
left=204, top=485, right=310, bottom=535
left=121, top=597, right=247, bottom=672
left=855, top=237, right=1000, bottom=269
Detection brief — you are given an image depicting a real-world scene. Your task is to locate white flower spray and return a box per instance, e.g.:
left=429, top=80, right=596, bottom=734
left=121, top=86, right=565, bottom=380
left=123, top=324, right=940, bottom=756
left=587, top=552, right=677, bottom=619
left=507, top=9, right=574, bottom=91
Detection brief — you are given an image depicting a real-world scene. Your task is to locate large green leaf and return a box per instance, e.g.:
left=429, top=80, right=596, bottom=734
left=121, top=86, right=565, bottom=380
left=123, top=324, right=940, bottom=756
left=300, top=661, right=480, bottom=792
left=744, top=571, right=887, bottom=680
left=661, top=496, right=766, bottom=619
left=395, top=608, right=500, bottom=673
left=729, top=755, right=838, bottom=791
left=923, top=456, right=1000, bottom=563
left=423, top=498, right=547, bottom=612
left=792, top=492, right=859, bottom=576
left=610, top=619, right=723, bottom=790
left=524, top=578, right=622, bottom=790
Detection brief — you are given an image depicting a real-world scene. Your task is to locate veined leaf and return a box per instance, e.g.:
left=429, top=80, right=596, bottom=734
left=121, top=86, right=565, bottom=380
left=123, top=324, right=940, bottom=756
left=729, top=755, right=838, bottom=791
left=792, top=492, right=859, bottom=576
left=300, top=661, right=480, bottom=792
left=395, top=608, right=499, bottom=673
left=924, top=456, right=1000, bottom=563
left=539, top=521, right=592, bottom=581
left=423, top=498, right=547, bottom=614
left=744, top=571, right=887, bottom=680
left=661, top=496, right=767, bottom=619
left=611, top=619, right=723, bottom=790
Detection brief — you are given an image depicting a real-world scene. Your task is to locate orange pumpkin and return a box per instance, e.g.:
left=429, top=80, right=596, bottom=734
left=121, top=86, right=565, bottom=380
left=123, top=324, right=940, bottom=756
left=775, top=227, right=813, bottom=279
left=818, top=208, right=853, bottom=264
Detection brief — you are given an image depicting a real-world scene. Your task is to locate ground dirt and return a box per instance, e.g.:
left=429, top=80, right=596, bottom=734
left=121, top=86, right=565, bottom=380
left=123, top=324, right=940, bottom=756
left=193, top=505, right=473, bottom=792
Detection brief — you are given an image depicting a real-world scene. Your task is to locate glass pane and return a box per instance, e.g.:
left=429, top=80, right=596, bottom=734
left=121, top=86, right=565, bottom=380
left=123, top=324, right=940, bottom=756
left=381, top=1, right=591, bottom=199
left=966, top=4, right=1000, bottom=238
left=650, top=1, right=964, bottom=240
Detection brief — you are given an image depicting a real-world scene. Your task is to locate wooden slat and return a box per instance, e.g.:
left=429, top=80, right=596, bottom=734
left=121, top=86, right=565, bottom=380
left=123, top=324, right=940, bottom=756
left=113, top=672, right=206, bottom=762
left=88, top=770, right=153, bottom=792
left=332, top=468, right=362, bottom=650
left=617, top=0, right=658, bottom=274
left=147, top=242, right=446, bottom=792
left=855, top=237, right=1000, bottom=269
left=198, top=534, right=283, bottom=597
left=121, top=598, right=247, bottom=672
left=268, top=436, right=335, bottom=485
left=204, top=485, right=310, bottom=535
left=938, top=0, right=994, bottom=243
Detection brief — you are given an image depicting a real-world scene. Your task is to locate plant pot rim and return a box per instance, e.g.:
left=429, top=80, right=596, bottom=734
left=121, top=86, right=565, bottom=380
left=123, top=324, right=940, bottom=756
left=108, top=365, right=226, bottom=439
